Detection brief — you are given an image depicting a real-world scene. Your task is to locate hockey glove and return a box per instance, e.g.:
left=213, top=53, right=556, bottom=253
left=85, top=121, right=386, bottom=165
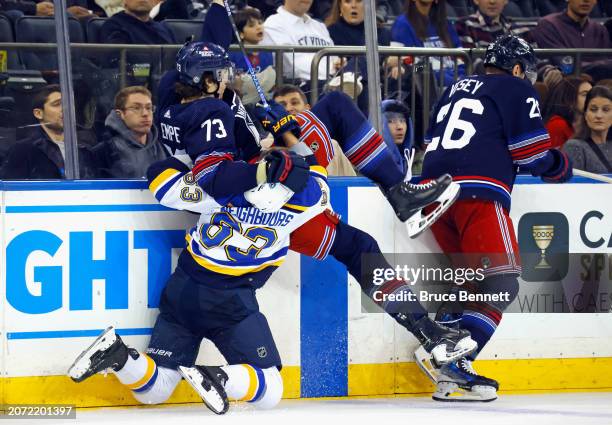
left=263, top=150, right=310, bottom=193
left=253, top=101, right=301, bottom=142
left=541, top=149, right=573, bottom=183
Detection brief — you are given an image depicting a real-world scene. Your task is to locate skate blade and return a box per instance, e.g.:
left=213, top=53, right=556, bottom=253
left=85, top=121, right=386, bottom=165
left=414, top=346, right=439, bottom=384
left=430, top=336, right=478, bottom=365
left=433, top=382, right=498, bottom=402
left=179, top=366, right=229, bottom=415
left=406, top=182, right=460, bottom=238
left=67, top=326, right=117, bottom=382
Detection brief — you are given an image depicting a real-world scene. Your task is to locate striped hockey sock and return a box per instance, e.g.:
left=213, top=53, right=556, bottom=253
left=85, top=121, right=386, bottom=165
left=460, top=301, right=502, bottom=359
left=114, top=351, right=159, bottom=394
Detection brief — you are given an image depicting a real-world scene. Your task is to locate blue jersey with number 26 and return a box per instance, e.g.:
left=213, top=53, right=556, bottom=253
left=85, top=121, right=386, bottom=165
left=422, top=73, right=553, bottom=211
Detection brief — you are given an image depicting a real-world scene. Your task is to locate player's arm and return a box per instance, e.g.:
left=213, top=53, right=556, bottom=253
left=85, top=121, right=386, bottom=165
left=147, top=156, right=210, bottom=212
left=504, top=86, right=572, bottom=183
left=199, top=0, right=232, bottom=50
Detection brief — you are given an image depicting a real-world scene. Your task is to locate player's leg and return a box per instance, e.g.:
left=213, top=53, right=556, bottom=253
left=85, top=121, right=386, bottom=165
left=323, top=217, right=476, bottom=364
left=179, top=286, right=284, bottom=411
left=428, top=200, right=521, bottom=402
left=303, top=91, right=404, bottom=188
left=67, top=269, right=205, bottom=405
left=67, top=326, right=184, bottom=404
left=300, top=91, right=459, bottom=234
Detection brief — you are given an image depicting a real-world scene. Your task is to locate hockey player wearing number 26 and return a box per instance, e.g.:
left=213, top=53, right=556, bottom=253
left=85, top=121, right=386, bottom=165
left=416, top=35, right=574, bottom=402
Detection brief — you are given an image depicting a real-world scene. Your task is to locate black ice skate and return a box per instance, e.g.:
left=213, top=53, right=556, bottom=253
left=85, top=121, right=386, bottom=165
left=433, top=357, right=499, bottom=402
left=400, top=315, right=476, bottom=370
left=179, top=365, right=229, bottom=415
left=384, top=174, right=460, bottom=238
left=67, top=326, right=130, bottom=383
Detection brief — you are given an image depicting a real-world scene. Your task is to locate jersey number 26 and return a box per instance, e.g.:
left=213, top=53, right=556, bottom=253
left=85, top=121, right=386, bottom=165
left=427, top=98, right=484, bottom=152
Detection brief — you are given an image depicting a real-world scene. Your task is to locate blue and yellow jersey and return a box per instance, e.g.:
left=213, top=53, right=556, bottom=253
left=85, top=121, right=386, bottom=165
left=147, top=157, right=329, bottom=288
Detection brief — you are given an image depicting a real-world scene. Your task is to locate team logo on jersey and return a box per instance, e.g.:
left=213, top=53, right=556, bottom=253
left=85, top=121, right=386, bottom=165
left=257, top=346, right=268, bottom=358
left=518, top=212, right=569, bottom=282
left=164, top=110, right=171, bottom=119
left=310, top=141, right=320, bottom=152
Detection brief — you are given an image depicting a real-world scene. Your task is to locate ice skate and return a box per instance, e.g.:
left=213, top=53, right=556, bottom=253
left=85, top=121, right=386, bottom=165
left=67, top=326, right=129, bottom=383
left=385, top=174, right=459, bottom=238
left=178, top=365, right=229, bottom=415
left=401, top=314, right=476, bottom=373
left=433, top=357, right=499, bottom=402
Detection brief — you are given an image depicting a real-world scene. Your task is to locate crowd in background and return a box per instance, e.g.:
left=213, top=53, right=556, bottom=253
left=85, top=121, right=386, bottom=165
left=0, top=0, right=611, bottom=180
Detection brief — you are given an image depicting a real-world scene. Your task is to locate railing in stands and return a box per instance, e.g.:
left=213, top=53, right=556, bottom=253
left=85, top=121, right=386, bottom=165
left=0, top=42, right=611, bottom=179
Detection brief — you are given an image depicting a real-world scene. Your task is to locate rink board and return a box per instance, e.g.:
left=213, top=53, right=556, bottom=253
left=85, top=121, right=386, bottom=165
left=0, top=177, right=611, bottom=406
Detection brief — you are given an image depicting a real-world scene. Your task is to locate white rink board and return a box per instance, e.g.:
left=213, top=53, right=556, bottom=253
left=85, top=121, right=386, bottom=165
left=347, top=184, right=612, bottom=365
left=1, top=179, right=611, bottom=380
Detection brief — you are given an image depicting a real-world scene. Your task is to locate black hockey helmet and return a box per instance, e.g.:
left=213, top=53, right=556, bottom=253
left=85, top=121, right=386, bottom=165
left=484, top=34, right=537, bottom=84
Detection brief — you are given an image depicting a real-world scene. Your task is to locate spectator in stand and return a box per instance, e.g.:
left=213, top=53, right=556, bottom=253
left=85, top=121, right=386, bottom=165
left=263, top=0, right=336, bottom=86
left=99, top=0, right=176, bottom=43
left=325, top=0, right=396, bottom=113
left=455, top=0, right=532, bottom=48
left=326, top=0, right=391, bottom=46
left=0, top=0, right=103, bottom=21
left=150, top=0, right=189, bottom=21
left=0, top=0, right=54, bottom=19
left=381, top=99, right=414, bottom=176
left=94, top=86, right=167, bottom=178
left=542, top=75, right=593, bottom=149
left=0, top=85, right=98, bottom=179
left=391, top=0, right=465, bottom=84
left=272, top=84, right=356, bottom=176
left=229, top=6, right=276, bottom=104
left=563, top=85, right=612, bottom=173
left=530, top=0, right=610, bottom=75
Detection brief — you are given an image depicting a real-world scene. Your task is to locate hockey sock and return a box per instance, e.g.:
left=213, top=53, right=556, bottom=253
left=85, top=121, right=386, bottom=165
left=221, top=364, right=283, bottom=409
left=330, top=220, right=426, bottom=321
left=460, top=275, right=519, bottom=359
left=113, top=350, right=160, bottom=393
left=309, top=91, right=404, bottom=189
left=460, top=302, right=502, bottom=360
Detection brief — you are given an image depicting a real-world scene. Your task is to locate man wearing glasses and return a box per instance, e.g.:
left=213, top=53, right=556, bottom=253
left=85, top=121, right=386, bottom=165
left=95, top=86, right=167, bottom=178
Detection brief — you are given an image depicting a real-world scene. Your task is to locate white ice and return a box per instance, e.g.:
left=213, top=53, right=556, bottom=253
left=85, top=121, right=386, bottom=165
left=50, top=393, right=612, bottom=425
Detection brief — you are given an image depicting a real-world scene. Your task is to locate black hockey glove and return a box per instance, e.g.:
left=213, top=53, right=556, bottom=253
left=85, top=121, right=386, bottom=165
left=264, top=150, right=310, bottom=193
left=253, top=101, right=301, bottom=142
left=541, top=149, right=573, bottom=183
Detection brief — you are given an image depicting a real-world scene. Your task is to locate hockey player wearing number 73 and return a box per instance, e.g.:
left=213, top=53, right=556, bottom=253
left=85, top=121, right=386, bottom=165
left=415, top=35, right=574, bottom=402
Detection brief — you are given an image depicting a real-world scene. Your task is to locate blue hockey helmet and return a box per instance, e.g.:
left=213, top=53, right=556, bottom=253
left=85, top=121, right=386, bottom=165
left=175, top=41, right=235, bottom=88
left=484, top=34, right=537, bottom=84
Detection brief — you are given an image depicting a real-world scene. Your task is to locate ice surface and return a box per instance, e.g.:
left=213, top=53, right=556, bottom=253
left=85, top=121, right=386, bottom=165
left=50, top=393, right=612, bottom=425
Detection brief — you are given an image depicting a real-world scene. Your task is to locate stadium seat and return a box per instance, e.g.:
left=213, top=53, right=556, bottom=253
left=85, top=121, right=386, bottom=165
left=86, top=17, right=107, bottom=43
left=503, top=2, right=524, bottom=18
left=162, top=19, right=204, bottom=43
left=0, top=15, right=21, bottom=70
left=447, top=0, right=471, bottom=17
left=0, top=14, right=14, bottom=42
left=15, top=16, right=84, bottom=70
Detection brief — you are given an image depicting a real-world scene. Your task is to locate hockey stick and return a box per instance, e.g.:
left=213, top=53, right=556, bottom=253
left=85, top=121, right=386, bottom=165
left=222, top=0, right=271, bottom=111
left=573, top=168, right=612, bottom=184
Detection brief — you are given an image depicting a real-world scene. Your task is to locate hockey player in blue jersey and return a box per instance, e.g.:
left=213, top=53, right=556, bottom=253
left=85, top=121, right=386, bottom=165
left=65, top=3, right=473, bottom=414
left=415, top=35, right=573, bottom=402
